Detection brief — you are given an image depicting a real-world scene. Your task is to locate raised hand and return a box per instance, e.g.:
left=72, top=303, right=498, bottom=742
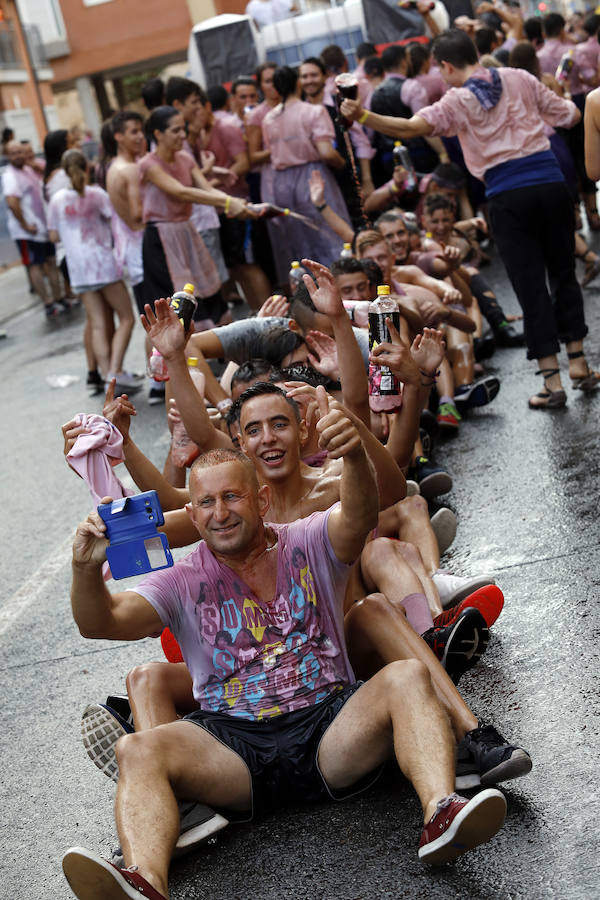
left=410, top=328, right=446, bottom=377
left=284, top=381, right=319, bottom=429
left=62, top=419, right=89, bottom=469
left=369, top=318, right=420, bottom=387
left=72, top=500, right=112, bottom=567
left=308, top=169, right=326, bottom=208
left=257, top=294, right=290, bottom=319
left=315, top=385, right=362, bottom=459
left=141, top=298, right=187, bottom=360
left=301, top=259, right=345, bottom=317
left=442, top=244, right=462, bottom=266
left=103, top=378, right=136, bottom=444
left=305, top=330, right=339, bottom=379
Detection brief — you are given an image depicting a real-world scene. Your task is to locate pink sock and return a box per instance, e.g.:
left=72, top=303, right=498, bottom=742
left=402, top=592, right=434, bottom=635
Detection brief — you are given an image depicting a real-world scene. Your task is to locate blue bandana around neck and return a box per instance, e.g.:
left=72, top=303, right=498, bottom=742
left=463, top=67, right=503, bottom=110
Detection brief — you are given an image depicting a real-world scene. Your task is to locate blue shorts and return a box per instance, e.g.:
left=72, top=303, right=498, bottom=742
left=183, top=682, right=384, bottom=821
left=16, top=239, right=55, bottom=266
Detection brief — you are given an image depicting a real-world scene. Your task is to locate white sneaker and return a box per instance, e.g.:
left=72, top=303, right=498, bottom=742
left=433, top=572, right=496, bottom=609
left=406, top=480, right=420, bottom=496
left=430, top=508, right=457, bottom=556
left=106, top=372, right=142, bottom=394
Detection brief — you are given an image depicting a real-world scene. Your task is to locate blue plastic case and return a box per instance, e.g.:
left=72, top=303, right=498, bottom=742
left=98, top=490, right=174, bottom=580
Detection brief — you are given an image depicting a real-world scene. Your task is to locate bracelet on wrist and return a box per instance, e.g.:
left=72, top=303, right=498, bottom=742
left=388, top=181, right=400, bottom=196
left=315, top=202, right=327, bottom=212
left=419, top=368, right=440, bottom=386
left=224, top=196, right=231, bottom=215
left=358, top=110, right=369, bottom=125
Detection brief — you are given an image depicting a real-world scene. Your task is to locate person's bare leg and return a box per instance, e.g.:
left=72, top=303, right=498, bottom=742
left=83, top=317, right=97, bottom=371
left=81, top=290, right=111, bottom=376
left=29, top=263, right=49, bottom=304
left=44, top=256, right=62, bottom=300
left=566, top=338, right=600, bottom=381
left=127, top=661, right=196, bottom=731
left=102, top=281, right=135, bottom=374
left=445, top=325, right=474, bottom=387
left=344, top=592, right=478, bottom=739
left=437, top=356, right=455, bottom=399
left=115, top=721, right=251, bottom=896
left=230, top=263, right=270, bottom=311
left=381, top=495, right=441, bottom=578
left=318, top=656, right=455, bottom=820
left=394, top=539, right=443, bottom=616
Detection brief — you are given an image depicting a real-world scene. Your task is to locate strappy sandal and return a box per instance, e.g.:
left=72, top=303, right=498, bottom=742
left=581, top=250, right=600, bottom=287
left=567, top=350, right=600, bottom=391
left=528, top=368, right=567, bottom=410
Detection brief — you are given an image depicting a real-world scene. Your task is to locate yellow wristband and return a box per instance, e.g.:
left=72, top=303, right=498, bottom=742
left=389, top=181, right=399, bottom=194
left=358, top=110, right=369, bottom=125
left=224, top=196, right=231, bottom=215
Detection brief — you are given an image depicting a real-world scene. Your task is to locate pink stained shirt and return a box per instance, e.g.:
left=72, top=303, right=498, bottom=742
left=416, top=67, right=447, bottom=103
left=574, top=36, right=600, bottom=89
left=537, top=37, right=586, bottom=96
left=417, top=66, right=578, bottom=181
left=138, top=150, right=196, bottom=223
left=198, top=118, right=248, bottom=198
left=263, top=99, right=335, bottom=170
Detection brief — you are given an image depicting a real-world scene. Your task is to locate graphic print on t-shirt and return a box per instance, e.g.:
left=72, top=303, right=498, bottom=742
left=192, top=544, right=344, bottom=720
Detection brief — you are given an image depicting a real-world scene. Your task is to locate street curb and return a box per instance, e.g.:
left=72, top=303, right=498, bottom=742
left=0, top=297, right=39, bottom=326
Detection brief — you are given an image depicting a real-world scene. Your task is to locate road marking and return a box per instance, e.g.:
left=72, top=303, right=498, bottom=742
left=0, top=535, right=73, bottom=639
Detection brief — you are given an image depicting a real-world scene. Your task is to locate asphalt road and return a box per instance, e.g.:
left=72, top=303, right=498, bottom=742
left=0, top=253, right=599, bottom=900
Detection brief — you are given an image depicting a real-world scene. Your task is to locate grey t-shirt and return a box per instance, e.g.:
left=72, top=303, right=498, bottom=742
left=214, top=316, right=369, bottom=371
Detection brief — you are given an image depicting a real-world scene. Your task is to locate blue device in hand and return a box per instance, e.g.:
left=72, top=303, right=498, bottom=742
left=98, top=490, right=174, bottom=580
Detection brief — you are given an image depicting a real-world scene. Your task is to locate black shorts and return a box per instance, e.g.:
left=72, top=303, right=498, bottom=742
left=218, top=214, right=248, bottom=269
left=16, top=239, right=55, bottom=266
left=183, top=682, right=383, bottom=821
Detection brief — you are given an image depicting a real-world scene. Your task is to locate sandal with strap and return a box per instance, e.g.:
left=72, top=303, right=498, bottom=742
left=567, top=351, right=600, bottom=391
left=581, top=250, right=600, bottom=287
left=528, top=368, right=567, bottom=410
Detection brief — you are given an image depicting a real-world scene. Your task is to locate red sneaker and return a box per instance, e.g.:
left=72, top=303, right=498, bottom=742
left=434, top=585, right=504, bottom=628
left=63, top=847, right=167, bottom=899
left=418, top=789, right=507, bottom=865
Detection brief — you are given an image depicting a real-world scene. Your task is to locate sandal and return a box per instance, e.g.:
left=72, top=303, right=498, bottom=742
left=528, top=368, right=567, bottom=410
left=581, top=250, right=600, bottom=287
left=567, top=350, right=600, bottom=391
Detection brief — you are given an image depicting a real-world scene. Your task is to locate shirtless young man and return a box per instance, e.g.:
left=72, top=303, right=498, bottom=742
left=106, top=112, right=147, bottom=316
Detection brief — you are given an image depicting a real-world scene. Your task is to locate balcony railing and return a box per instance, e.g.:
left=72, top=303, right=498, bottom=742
left=0, top=22, right=48, bottom=71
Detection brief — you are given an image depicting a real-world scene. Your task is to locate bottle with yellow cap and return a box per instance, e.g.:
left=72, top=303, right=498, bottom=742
left=368, top=284, right=402, bottom=411
left=289, top=260, right=308, bottom=293
left=392, top=140, right=417, bottom=191
left=340, top=242, right=353, bottom=260
left=170, top=283, right=197, bottom=331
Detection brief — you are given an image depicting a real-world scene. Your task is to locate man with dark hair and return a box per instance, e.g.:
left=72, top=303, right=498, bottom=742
left=523, top=16, right=543, bottom=48
left=230, top=77, right=259, bottom=124
left=341, top=28, right=598, bottom=408
left=141, top=77, right=164, bottom=111
left=474, top=26, right=500, bottom=57
left=107, top=111, right=147, bottom=315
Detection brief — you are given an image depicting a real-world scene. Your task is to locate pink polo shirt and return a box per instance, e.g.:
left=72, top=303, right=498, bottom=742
left=537, top=37, right=586, bottom=96
left=263, top=99, right=334, bottom=170
left=417, top=66, right=578, bottom=181
left=401, top=77, right=430, bottom=115
left=416, top=67, right=447, bottom=103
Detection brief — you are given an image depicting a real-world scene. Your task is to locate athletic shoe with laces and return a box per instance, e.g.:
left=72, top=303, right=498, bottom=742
left=418, top=789, right=506, bottom=865
left=106, top=372, right=142, bottom=395
left=455, top=722, right=533, bottom=790
left=454, top=375, right=500, bottom=410
left=436, top=401, right=461, bottom=431
left=63, top=847, right=167, bottom=899
left=433, top=571, right=497, bottom=609
left=81, top=703, right=133, bottom=784
left=422, top=607, right=489, bottom=684
left=433, top=585, right=504, bottom=629
left=430, top=508, right=457, bottom=556
left=408, top=456, right=452, bottom=500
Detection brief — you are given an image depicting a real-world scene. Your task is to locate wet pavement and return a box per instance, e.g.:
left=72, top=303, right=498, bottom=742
left=0, top=251, right=599, bottom=899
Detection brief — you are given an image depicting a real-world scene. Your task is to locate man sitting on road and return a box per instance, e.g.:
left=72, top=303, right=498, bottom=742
left=63, top=408, right=508, bottom=899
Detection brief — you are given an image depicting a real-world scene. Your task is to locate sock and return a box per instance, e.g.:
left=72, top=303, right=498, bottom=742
left=150, top=378, right=165, bottom=390
left=402, top=592, right=434, bottom=635
left=439, top=395, right=453, bottom=406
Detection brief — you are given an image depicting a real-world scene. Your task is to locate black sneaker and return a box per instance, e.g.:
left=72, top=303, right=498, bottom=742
left=473, top=334, right=496, bottom=362
left=408, top=456, right=452, bottom=500
left=148, top=386, right=166, bottom=405
left=86, top=369, right=104, bottom=396
left=422, top=607, right=489, bottom=684
left=45, top=301, right=63, bottom=319
left=456, top=722, right=533, bottom=789
left=494, top=322, right=525, bottom=347
left=455, top=376, right=500, bottom=410
left=105, top=694, right=134, bottom=728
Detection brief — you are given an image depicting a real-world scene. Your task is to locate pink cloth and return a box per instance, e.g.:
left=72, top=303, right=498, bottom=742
left=66, top=414, right=134, bottom=506
left=574, top=36, right=600, bottom=89
left=418, top=66, right=578, bottom=181
left=138, top=150, right=196, bottom=223
left=537, top=37, right=586, bottom=96
left=416, top=67, right=447, bottom=103
left=263, top=100, right=334, bottom=170
left=155, top=220, right=220, bottom=298
left=402, top=77, right=430, bottom=115
left=246, top=100, right=273, bottom=129
left=197, top=119, right=248, bottom=197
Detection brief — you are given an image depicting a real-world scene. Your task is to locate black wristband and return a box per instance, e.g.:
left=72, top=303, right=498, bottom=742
left=315, top=202, right=327, bottom=212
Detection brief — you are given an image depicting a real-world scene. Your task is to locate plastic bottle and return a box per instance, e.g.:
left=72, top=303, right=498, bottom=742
left=289, top=260, right=307, bottom=293
left=368, top=284, right=402, bottom=412
left=555, top=50, right=574, bottom=84
left=171, top=358, right=205, bottom=468
left=170, top=283, right=197, bottom=332
left=147, top=348, right=169, bottom=382
left=392, top=141, right=417, bottom=191
left=247, top=202, right=291, bottom=219
left=340, top=243, right=353, bottom=259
